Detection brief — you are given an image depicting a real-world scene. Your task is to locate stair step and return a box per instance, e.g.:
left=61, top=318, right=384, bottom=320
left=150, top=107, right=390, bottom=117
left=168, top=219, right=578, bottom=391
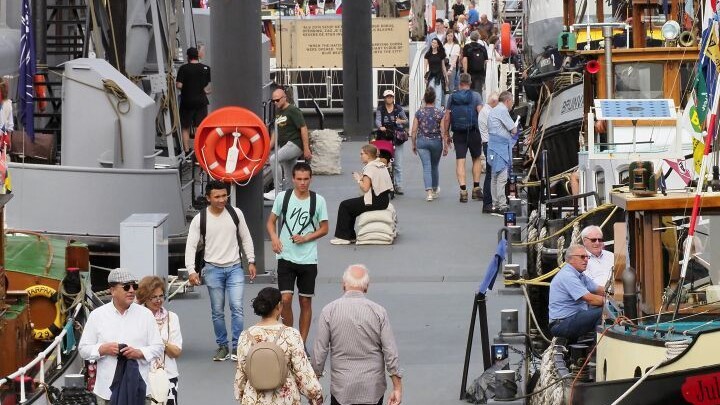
left=47, top=35, right=84, bottom=40
left=35, top=112, right=62, bottom=118
left=47, top=5, right=86, bottom=9
left=47, top=50, right=83, bottom=55
left=47, top=19, right=87, bottom=24
left=35, top=97, right=62, bottom=101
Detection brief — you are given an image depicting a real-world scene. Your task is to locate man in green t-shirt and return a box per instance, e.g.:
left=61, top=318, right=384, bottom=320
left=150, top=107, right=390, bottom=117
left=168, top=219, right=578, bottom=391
left=266, top=162, right=329, bottom=342
left=265, top=88, right=312, bottom=200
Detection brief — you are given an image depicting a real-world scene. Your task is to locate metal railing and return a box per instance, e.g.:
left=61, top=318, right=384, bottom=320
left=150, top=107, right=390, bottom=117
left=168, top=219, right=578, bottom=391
left=0, top=302, right=84, bottom=402
left=270, top=67, right=409, bottom=110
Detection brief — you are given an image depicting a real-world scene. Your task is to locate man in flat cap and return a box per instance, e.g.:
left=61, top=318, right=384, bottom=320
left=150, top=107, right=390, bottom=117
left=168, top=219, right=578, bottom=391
left=79, top=268, right=164, bottom=405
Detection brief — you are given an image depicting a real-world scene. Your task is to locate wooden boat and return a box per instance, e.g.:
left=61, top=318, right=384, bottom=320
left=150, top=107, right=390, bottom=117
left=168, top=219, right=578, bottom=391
left=0, top=194, right=94, bottom=404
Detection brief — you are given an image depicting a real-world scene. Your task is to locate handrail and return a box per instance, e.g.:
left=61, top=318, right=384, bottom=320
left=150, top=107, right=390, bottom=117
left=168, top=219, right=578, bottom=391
left=408, top=43, right=427, bottom=128
left=0, top=302, right=84, bottom=402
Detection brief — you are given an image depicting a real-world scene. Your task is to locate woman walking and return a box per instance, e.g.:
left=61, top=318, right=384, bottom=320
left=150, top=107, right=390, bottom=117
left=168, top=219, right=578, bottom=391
left=411, top=88, right=448, bottom=201
left=444, top=30, right=462, bottom=96
left=136, top=276, right=183, bottom=405
left=424, top=37, right=448, bottom=109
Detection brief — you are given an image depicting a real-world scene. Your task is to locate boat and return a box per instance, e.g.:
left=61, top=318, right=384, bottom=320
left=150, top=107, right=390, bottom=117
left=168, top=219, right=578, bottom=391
left=0, top=193, right=96, bottom=404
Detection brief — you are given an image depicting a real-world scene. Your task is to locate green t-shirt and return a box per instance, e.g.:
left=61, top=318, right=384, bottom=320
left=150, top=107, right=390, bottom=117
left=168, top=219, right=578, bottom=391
left=272, top=190, right=328, bottom=264
left=275, top=104, right=306, bottom=149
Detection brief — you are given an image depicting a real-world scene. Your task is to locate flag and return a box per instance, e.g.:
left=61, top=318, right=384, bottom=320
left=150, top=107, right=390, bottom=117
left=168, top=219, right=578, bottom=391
left=18, top=0, right=36, bottom=141
left=693, top=138, right=705, bottom=174
left=664, top=159, right=693, bottom=185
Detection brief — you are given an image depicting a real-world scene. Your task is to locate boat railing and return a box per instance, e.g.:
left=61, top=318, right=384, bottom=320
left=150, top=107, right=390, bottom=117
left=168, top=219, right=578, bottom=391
left=271, top=66, right=409, bottom=112
left=0, top=302, right=84, bottom=402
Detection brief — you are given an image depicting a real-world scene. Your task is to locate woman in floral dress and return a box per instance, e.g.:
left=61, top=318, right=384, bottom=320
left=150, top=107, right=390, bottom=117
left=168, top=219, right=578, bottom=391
left=234, top=287, right=323, bottom=405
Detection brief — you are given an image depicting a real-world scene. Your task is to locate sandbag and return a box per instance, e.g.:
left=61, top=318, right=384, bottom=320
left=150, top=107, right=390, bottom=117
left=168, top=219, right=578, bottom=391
left=310, top=129, right=342, bottom=175
left=357, top=205, right=397, bottom=228
left=356, top=232, right=395, bottom=245
left=357, top=222, right=395, bottom=237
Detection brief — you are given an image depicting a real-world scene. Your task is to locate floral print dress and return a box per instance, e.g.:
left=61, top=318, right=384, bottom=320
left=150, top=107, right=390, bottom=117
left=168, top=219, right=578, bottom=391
left=234, top=324, right=323, bottom=405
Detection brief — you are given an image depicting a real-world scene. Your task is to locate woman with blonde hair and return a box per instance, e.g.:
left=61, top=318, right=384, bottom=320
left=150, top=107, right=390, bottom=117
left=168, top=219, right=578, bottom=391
left=136, top=276, right=183, bottom=404
left=331, top=144, right=393, bottom=245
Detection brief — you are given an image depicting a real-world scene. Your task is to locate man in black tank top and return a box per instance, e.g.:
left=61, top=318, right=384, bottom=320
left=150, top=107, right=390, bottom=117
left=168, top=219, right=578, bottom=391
left=176, top=47, right=211, bottom=153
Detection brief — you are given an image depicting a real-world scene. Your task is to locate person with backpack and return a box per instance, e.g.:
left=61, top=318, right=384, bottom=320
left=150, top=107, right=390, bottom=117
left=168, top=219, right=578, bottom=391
left=266, top=162, right=329, bottom=343
left=234, top=287, right=323, bottom=405
left=462, top=31, right=489, bottom=96
left=185, top=180, right=257, bottom=362
left=444, top=73, right=484, bottom=203
left=312, top=264, right=403, bottom=405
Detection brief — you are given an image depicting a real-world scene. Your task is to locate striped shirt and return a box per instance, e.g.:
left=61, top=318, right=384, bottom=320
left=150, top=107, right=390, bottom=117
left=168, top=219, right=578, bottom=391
left=312, top=290, right=402, bottom=404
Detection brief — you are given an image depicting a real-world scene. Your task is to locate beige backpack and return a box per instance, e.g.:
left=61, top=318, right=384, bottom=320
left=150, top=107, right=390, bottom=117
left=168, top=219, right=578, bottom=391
left=244, top=327, right=289, bottom=391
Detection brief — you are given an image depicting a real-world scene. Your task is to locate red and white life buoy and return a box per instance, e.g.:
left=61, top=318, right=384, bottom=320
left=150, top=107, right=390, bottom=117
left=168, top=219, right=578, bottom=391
left=34, top=74, right=48, bottom=112
left=194, top=107, right=271, bottom=184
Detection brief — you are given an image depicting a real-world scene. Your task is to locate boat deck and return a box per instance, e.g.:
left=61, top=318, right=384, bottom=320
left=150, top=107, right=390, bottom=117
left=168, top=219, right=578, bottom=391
left=168, top=140, right=527, bottom=404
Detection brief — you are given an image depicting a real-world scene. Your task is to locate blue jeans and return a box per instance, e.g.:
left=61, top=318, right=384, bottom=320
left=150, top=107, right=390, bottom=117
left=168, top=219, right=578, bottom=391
left=203, top=263, right=245, bottom=349
left=550, top=307, right=602, bottom=341
left=429, top=80, right=443, bottom=109
left=416, top=137, right=443, bottom=190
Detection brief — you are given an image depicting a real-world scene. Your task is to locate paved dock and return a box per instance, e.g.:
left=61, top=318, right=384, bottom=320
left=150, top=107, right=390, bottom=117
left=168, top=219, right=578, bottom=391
left=169, top=140, right=528, bottom=404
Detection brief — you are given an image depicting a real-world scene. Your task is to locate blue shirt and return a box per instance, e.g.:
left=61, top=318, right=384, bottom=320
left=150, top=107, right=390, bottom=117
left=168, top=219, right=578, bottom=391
left=487, top=103, right=517, bottom=172
left=468, top=8, right=479, bottom=25
left=548, top=264, right=600, bottom=319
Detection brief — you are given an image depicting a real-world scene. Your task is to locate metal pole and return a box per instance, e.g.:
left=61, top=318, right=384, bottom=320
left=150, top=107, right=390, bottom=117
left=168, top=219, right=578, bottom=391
left=212, top=0, right=265, bottom=273
left=603, top=26, right=614, bottom=144
left=342, top=0, right=373, bottom=140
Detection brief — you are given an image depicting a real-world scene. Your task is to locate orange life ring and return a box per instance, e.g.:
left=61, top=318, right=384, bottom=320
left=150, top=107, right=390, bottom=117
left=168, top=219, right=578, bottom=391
left=501, top=23, right=512, bottom=58
left=34, top=74, right=48, bottom=112
left=194, top=107, right=271, bottom=183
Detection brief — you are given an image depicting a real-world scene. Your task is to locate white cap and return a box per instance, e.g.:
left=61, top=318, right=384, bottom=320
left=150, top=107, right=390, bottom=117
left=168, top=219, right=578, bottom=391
left=383, top=90, right=395, bottom=97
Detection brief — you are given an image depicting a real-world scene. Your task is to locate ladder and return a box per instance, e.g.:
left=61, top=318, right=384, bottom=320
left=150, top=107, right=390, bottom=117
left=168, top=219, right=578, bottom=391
left=35, top=0, right=88, bottom=147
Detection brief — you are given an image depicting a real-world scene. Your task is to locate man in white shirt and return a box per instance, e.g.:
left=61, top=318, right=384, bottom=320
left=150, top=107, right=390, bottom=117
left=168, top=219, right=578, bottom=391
left=79, top=268, right=164, bottom=405
left=185, top=180, right=257, bottom=362
left=478, top=92, right=498, bottom=211
left=581, top=225, right=615, bottom=288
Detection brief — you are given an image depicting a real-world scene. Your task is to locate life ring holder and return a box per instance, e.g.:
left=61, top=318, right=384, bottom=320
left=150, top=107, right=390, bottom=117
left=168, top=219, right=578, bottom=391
left=25, top=284, right=65, bottom=341
left=194, top=107, right=271, bottom=185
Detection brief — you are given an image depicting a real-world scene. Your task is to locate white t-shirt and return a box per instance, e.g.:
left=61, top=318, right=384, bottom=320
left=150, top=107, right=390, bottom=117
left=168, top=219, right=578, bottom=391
left=444, top=42, right=461, bottom=71
left=584, top=249, right=615, bottom=287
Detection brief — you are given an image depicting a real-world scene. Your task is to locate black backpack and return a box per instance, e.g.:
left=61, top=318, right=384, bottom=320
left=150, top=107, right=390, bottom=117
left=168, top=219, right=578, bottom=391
left=466, top=42, right=488, bottom=74
left=279, top=190, right=317, bottom=237
left=194, top=205, right=243, bottom=272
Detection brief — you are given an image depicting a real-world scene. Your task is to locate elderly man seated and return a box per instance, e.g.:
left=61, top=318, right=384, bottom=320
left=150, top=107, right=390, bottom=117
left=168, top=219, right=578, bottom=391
left=549, top=244, right=607, bottom=341
left=581, top=225, right=615, bottom=289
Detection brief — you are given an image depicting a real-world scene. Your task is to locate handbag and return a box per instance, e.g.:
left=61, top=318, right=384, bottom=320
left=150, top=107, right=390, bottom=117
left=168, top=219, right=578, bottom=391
left=394, top=127, right=409, bottom=145
left=149, top=319, right=171, bottom=403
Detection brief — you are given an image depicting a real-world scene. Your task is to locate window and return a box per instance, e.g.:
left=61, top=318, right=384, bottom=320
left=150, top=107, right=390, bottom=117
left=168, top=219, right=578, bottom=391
left=614, top=63, right=664, bottom=99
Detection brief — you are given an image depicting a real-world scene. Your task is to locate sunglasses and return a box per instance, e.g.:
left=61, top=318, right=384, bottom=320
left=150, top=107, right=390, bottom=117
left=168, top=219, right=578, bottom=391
left=584, top=237, right=604, bottom=243
left=571, top=255, right=590, bottom=260
left=117, top=282, right=138, bottom=291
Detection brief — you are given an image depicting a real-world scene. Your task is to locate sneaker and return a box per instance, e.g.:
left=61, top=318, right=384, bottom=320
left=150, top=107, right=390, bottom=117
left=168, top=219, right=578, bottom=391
left=394, top=186, right=404, bottom=195
left=330, top=238, right=352, bottom=245
left=263, top=189, right=277, bottom=200
left=213, top=346, right=230, bottom=361
left=432, top=187, right=440, bottom=199
left=426, top=190, right=434, bottom=201
left=231, top=347, right=238, bottom=362
left=459, top=190, right=468, bottom=203
left=472, top=187, right=482, bottom=200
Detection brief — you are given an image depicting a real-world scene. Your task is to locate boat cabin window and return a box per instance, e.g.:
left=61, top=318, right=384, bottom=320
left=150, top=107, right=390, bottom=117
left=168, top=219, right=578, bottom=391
left=614, top=63, right=664, bottom=99
left=679, top=62, right=697, bottom=107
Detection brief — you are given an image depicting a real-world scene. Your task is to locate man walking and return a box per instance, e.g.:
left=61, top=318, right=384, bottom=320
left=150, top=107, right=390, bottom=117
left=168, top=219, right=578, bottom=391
left=267, top=162, right=329, bottom=342
left=265, top=88, right=312, bottom=200
left=486, top=91, right=518, bottom=213
left=549, top=245, right=606, bottom=341
left=313, top=264, right=403, bottom=405
left=478, top=92, right=498, bottom=212
left=462, top=31, right=489, bottom=95
left=176, top=46, right=211, bottom=154
left=79, top=269, right=164, bottom=405
left=185, top=180, right=257, bottom=361
left=444, top=73, right=484, bottom=203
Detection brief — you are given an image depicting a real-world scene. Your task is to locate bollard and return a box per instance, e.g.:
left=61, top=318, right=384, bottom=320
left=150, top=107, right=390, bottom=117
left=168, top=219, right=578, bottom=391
left=65, top=374, right=85, bottom=388
left=503, top=263, right=521, bottom=285
left=500, top=309, right=519, bottom=334
left=508, top=197, right=522, bottom=216
left=494, top=369, right=517, bottom=400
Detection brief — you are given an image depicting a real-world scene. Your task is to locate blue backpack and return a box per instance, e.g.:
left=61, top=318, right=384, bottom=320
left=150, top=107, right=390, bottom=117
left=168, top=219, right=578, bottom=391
left=449, top=90, right=478, bottom=132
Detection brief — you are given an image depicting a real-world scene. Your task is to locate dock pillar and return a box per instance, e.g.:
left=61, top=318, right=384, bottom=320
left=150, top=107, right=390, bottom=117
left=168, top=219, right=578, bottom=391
left=212, top=0, right=266, bottom=273
left=342, top=0, right=373, bottom=140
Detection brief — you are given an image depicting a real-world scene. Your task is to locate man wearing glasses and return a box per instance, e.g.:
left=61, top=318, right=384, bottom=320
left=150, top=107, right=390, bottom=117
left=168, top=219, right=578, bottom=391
left=581, top=225, right=615, bottom=288
left=265, top=88, right=312, bottom=200
left=548, top=244, right=607, bottom=341
left=79, top=268, right=164, bottom=405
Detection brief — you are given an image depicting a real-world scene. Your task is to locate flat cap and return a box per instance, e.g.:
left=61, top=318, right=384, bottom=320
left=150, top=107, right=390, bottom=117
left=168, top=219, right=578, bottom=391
left=108, top=268, right=138, bottom=284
